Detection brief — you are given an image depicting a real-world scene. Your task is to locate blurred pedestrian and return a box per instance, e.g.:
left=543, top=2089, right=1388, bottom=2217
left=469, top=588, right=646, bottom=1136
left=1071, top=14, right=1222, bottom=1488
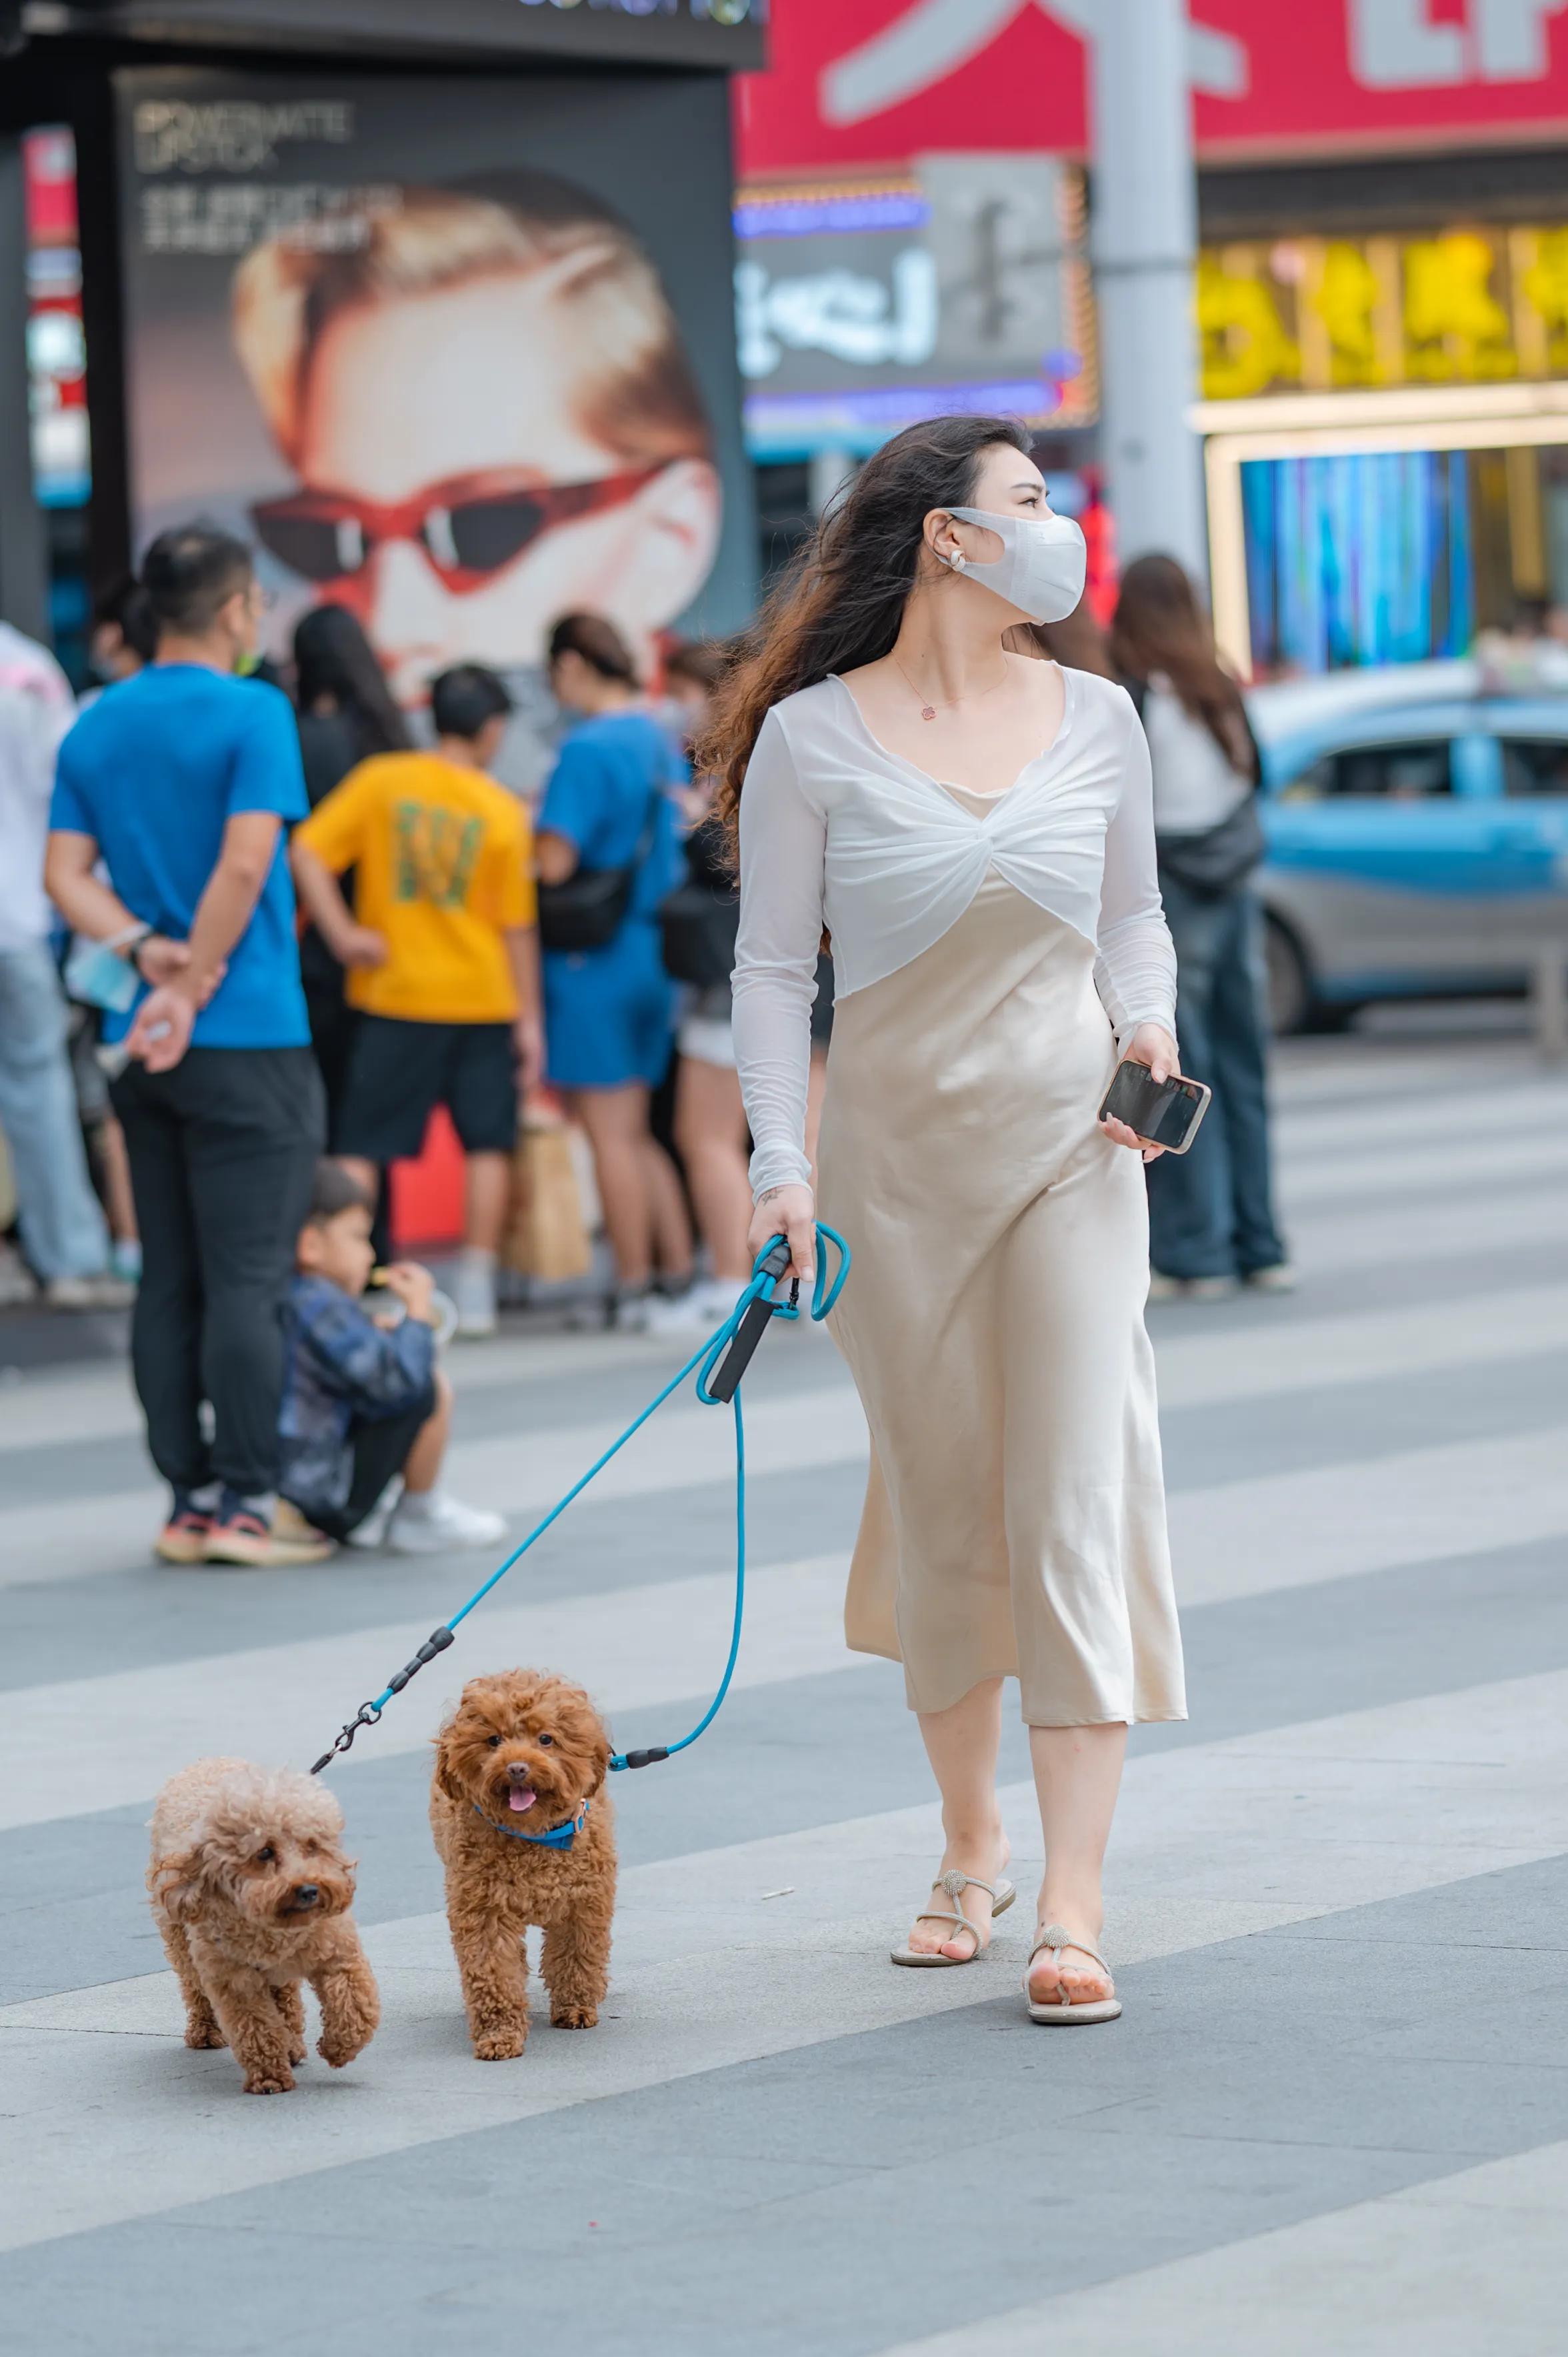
left=290, top=662, right=541, bottom=1342
left=291, top=604, right=411, bottom=1141
left=1111, top=553, right=1289, bottom=1299
left=67, top=576, right=159, bottom=1283
left=46, top=522, right=328, bottom=1566
left=645, top=641, right=753, bottom=1334
left=85, top=575, right=158, bottom=689
left=0, top=618, right=128, bottom=1310
left=536, top=612, right=691, bottom=1328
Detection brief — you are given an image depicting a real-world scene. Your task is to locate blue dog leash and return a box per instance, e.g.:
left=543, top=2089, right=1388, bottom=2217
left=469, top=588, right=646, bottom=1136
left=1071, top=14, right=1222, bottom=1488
left=309, top=1224, right=849, bottom=1781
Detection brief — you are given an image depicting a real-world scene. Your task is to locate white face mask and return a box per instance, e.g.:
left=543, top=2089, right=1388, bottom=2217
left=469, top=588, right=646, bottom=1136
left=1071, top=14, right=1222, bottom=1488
left=940, top=506, right=1087, bottom=625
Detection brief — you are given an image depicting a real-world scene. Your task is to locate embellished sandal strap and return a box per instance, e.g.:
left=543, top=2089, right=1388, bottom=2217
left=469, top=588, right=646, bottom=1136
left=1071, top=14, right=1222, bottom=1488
left=1028, top=1922, right=1112, bottom=1976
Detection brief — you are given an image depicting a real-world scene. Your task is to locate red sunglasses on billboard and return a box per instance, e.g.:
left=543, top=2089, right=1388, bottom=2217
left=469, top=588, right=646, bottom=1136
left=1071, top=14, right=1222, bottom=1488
left=251, top=466, right=665, bottom=593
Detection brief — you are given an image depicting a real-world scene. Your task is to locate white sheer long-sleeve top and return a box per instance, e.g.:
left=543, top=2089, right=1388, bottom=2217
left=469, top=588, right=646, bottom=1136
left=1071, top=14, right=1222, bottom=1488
left=731, top=667, right=1177, bottom=1196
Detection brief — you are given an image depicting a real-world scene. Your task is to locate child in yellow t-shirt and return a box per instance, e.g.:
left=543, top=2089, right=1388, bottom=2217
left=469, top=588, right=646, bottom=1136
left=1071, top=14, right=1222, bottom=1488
left=291, top=664, right=541, bottom=1339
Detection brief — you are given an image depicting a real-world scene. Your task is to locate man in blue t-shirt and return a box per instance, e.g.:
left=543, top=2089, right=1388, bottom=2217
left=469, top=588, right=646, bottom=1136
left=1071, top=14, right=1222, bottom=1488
left=47, top=523, right=329, bottom=1568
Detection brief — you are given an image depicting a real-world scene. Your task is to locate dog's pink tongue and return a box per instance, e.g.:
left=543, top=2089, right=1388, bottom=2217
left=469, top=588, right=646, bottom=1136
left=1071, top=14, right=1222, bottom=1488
left=509, top=1789, right=537, bottom=1812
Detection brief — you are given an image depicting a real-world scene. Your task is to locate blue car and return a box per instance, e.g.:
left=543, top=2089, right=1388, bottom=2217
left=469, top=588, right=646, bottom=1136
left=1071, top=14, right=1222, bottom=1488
left=1247, top=662, right=1568, bottom=1031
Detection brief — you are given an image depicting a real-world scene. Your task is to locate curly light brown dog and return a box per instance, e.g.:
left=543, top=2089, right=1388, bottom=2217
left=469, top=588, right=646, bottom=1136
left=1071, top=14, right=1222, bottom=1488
left=431, top=1670, right=616, bottom=2060
left=147, top=1757, right=381, bottom=2095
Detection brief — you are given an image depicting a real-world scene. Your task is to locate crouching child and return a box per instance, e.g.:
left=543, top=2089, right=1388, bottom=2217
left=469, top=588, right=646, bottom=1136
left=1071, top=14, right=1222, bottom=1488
left=281, top=1160, right=507, bottom=1554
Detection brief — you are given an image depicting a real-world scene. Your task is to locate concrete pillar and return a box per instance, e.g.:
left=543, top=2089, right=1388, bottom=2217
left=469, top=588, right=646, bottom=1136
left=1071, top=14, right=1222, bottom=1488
left=1088, top=0, right=1207, bottom=580
left=0, top=133, right=49, bottom=641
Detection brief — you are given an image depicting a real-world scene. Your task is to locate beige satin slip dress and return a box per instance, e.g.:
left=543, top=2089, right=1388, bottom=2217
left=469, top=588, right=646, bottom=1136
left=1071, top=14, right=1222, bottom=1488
left=815, top=789, right=1187, bottom=1730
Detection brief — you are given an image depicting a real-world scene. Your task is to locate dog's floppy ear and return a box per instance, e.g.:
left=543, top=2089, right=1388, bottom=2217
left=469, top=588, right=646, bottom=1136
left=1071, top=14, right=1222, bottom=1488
left=586, top=1732, right=612, bottom=1800
left=431, top=1726, right=465, bottom=1805
left=151, top=1846, right=207, bottom=1922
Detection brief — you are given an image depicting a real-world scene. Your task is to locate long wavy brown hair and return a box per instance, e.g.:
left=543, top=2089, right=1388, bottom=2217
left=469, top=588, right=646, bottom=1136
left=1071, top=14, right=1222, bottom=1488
left=1109, top=553, right=1258, bottom=783
left=697, top=415, right=1034, bottom=849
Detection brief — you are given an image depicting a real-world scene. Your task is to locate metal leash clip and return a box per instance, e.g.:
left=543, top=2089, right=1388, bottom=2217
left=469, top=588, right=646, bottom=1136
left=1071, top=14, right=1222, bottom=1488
left=311, top=1702, right=383, bottom=1776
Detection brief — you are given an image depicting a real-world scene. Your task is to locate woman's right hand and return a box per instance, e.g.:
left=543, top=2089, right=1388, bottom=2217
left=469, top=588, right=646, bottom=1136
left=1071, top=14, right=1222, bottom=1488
left=747, top=1183, right=817, bottom=1289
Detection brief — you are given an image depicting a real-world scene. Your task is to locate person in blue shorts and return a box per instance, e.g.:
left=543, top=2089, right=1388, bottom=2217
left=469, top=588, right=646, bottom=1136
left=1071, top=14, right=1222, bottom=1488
left=535, top=613, right=692, bottom=1327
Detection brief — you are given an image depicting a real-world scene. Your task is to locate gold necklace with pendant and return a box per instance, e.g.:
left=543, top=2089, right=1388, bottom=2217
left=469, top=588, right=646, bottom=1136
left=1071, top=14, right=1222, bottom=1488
left=891, top=651, right=1011, bottom=722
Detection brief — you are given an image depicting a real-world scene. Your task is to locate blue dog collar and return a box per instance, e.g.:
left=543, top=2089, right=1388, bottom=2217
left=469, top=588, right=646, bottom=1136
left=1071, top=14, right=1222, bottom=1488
left=475, top=1798, right=588, bottom=1851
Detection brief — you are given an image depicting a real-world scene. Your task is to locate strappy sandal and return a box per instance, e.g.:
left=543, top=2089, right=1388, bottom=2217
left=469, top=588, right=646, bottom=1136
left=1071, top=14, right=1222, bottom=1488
left=890, top=1868, right=1015, bottom=1967
left=1024, top=1923, right=1121, bottom=2024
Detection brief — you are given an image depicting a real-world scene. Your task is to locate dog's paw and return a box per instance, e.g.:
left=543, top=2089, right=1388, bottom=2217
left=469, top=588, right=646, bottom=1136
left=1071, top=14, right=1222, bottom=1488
left=317, top=2034, right=365, bottom=2070
left=185, top=2023, right=227, bottom=2050
left=472, top=2029, right=528, bottom=2061
left=241, top=2068, right=295, bottom=2094
left=551, top=2004, right=599, bottom=2030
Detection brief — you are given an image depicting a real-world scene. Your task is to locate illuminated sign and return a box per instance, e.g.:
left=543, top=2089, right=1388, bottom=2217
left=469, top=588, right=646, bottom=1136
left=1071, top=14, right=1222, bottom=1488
left=735, top=158, right=1094, bottom=460
left=1199, top=226, right=1568, bottom=401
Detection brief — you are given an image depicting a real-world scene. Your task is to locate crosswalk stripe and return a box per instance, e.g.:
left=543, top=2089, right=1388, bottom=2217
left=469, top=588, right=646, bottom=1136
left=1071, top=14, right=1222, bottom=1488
left=1283, top=1184, right=1568, bottom=1276
left=7, top=1395, right=1568, bottom=1834
left=1281, top=1129, right=1568, bottom=1208
left=7, top=1276, right=1566, bottom=1592
left=1274, top=1077, right=1568, bottom=1161
left=871, top=2141, right=1568, bottom=2356
left=3, top=1662, right=1564, bottom=2254
left=1171, top=1423, right=1568, bottom=1606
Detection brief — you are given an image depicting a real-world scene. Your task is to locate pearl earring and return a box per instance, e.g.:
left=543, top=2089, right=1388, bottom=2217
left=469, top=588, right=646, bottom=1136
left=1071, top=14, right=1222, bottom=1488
left=949, top=550, right=967, bottom=570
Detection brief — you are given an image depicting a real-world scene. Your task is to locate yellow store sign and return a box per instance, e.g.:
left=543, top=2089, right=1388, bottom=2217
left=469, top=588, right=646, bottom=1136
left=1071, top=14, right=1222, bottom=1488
left=1199, top=227, right=1568, bottom=401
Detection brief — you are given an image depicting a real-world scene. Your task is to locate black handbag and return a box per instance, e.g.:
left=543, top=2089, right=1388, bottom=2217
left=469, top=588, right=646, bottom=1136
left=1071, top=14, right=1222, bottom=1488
left=1125, top=675, right=1267, bottom=898
left=537, top=787, right=662, bottom=953
left=658, top=879, right=739, bottom=987
left=1155, top=795, right=1267, bottom=896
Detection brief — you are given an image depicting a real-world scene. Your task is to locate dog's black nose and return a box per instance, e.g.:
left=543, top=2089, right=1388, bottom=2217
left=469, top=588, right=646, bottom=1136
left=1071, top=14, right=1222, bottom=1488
left=292, top=1884, right=319, bottom=1907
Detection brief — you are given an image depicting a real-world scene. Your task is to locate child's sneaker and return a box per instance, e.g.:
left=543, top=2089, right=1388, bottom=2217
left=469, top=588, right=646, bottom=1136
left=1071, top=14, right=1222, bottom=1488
left=385, top=1489, right=506, bottom=1554
left=205, top=1491, right=335, bottom=1566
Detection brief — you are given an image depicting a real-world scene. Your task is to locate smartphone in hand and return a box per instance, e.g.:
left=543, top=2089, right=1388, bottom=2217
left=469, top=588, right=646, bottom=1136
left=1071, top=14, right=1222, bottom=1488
left=1099, top=1058, right=1212, bottom=1155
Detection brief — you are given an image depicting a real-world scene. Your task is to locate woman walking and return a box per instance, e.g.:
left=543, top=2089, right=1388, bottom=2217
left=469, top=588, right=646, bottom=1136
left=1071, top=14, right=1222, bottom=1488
left=1111, top=555, right=1289, bottom=1299
left=536, top=613, right=692, bottom=1327
left=706, top=416, right=1187, bottom=2024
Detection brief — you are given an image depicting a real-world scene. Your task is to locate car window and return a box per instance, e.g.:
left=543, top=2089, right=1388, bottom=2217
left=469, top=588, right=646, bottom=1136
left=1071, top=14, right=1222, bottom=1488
left=1500, top=737, right=1568, bottom=795
left=1327, top=741, right=1453, bottom=799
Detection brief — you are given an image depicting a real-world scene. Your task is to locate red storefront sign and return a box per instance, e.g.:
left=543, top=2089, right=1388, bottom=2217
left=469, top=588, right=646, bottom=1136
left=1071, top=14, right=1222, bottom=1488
left=735, top=1, right=1568, bottom=179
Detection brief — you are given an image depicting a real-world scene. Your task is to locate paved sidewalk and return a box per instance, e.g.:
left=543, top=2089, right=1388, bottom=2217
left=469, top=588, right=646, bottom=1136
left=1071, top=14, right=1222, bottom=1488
left=2, top=1034, right=1566, bottom=2356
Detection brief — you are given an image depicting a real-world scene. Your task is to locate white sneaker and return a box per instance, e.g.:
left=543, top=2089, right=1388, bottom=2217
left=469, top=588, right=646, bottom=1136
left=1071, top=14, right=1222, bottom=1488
left=1148, top=1270, right=1236, bottom=1304
left=45, top=1272, right=135, bottom=1310
left=643, top=1278, right=745, bottom=1338
left=385, top=1490, right=507, bottom=1553
left=0, top=1245, right=36, bottom=1308
left=1243, top=1262, right=1297, bottom=1294
left=450, top=1256, right=497, bottom=1340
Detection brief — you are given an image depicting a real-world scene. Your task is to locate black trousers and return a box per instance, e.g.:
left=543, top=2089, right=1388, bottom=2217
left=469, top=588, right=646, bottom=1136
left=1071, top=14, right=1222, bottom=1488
left=111, top=1047, right=325, bottom=1498
left=300, top=1388, right=438, bottom=1543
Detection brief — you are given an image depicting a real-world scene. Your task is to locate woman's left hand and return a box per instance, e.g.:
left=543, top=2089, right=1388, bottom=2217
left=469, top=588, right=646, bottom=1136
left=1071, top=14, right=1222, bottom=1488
left=1101, top=1022, right=1181, bottom=1163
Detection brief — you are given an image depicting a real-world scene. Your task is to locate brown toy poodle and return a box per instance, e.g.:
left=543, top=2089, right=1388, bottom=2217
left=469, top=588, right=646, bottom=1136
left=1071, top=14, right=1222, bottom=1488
left=147, top=1756, right=381, bottom=2095
left=431, top=1669, right=616, bottom=2060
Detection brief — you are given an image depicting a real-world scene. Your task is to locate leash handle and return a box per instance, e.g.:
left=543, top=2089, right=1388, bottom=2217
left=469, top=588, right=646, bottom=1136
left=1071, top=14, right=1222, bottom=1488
left=703, top=1239, right=794, bottom=1404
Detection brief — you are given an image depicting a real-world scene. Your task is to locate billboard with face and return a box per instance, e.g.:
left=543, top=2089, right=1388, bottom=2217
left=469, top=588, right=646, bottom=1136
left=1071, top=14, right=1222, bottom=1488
left=115, top=67, right=754, bottom=708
